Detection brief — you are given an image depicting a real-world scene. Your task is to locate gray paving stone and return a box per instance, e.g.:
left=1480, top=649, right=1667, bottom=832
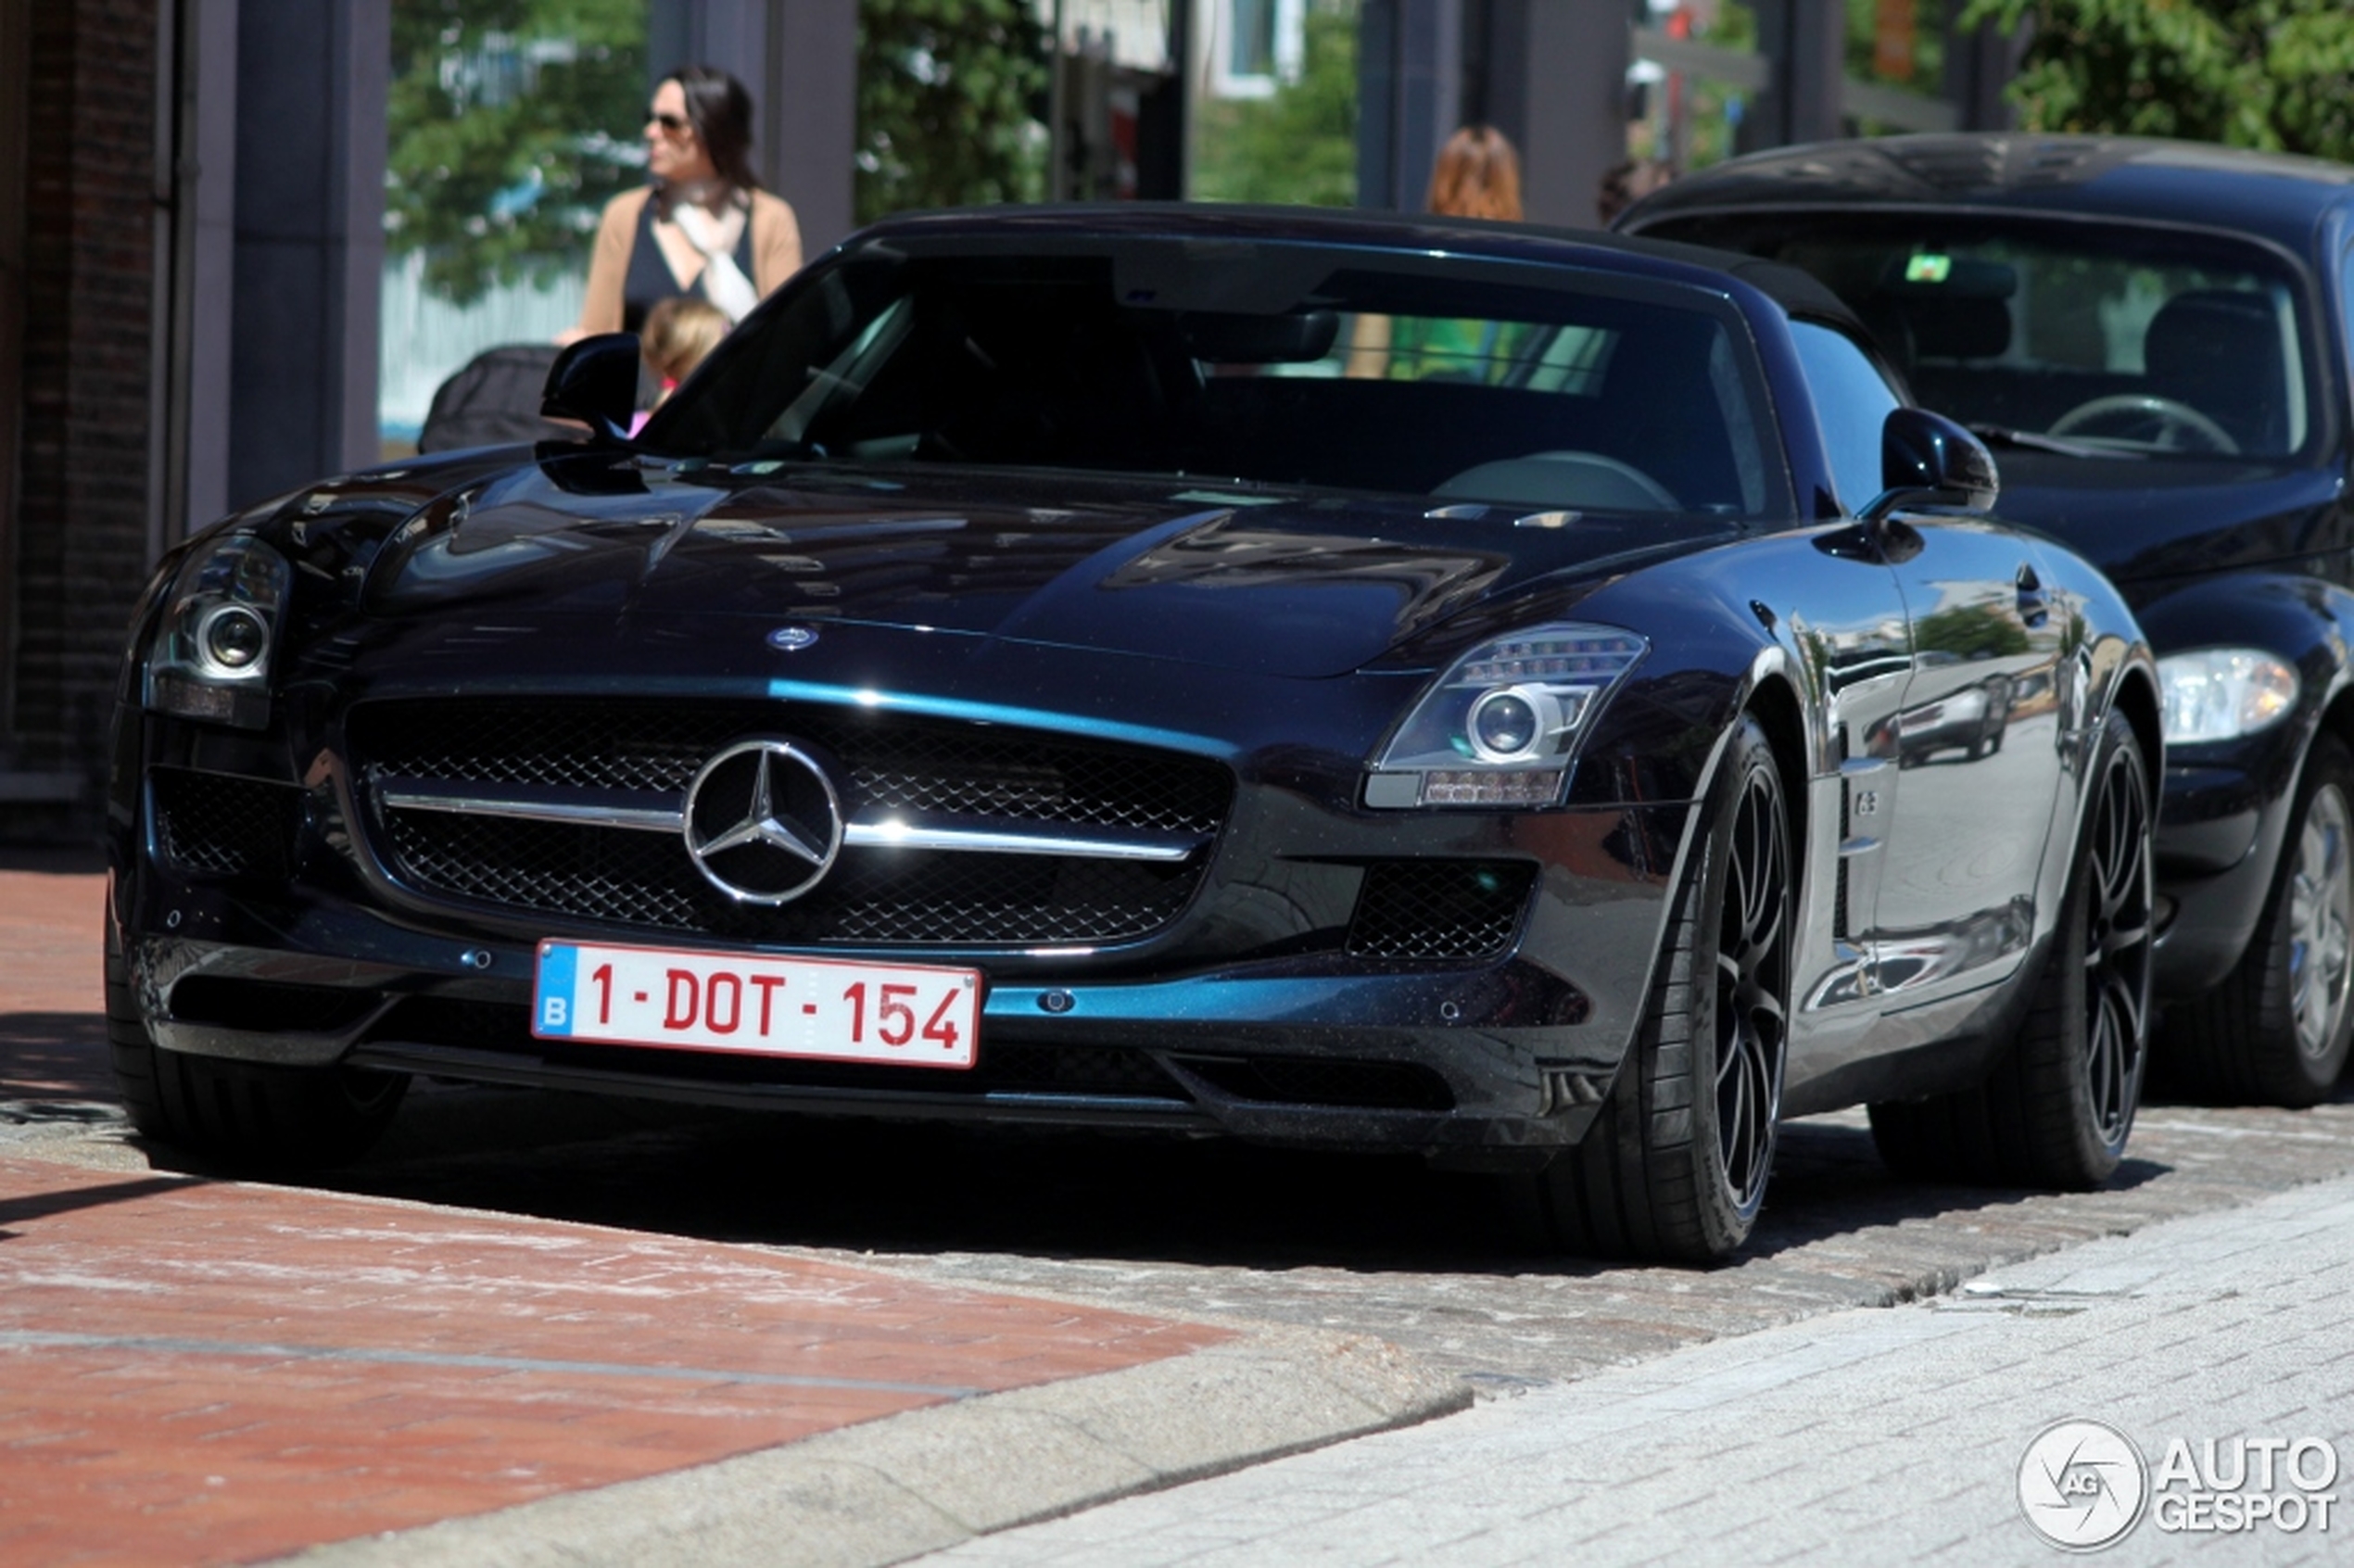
left=914, top=1173, right=2354, bottom=1568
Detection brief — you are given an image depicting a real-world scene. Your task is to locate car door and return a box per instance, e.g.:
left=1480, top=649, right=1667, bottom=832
left=1789, top=322, right=2068, bottom=1005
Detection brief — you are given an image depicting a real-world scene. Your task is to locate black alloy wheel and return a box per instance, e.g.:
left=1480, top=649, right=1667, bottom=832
left=2079, top=724, right=2156, bottom=1150
left=1517, top=713, right=1793, bottom=1263
left=1714, top=745, right=1791, bottom=1219
left=1870, top=707, right=2153, bottom=1187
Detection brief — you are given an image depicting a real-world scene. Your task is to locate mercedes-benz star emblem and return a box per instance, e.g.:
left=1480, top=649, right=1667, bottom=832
left=682, top=739, right=845, bottom=904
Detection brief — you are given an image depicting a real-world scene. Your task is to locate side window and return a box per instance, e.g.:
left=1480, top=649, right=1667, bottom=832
left=1789, top=321, right=1902, bottom=514
left=2342, top=247, right=2354, bottom=400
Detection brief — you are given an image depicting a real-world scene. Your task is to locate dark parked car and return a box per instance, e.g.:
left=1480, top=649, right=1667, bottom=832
left=110, top=206, right=2159, bottom=1262
left=1623, top=135, right=2354, bottom=1106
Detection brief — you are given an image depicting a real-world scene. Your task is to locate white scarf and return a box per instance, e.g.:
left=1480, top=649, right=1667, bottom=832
left=670, top=198, right=760, bottom=324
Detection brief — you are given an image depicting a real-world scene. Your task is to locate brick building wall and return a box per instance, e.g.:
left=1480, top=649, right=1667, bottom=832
left=12, top=1, right=157, bottom=831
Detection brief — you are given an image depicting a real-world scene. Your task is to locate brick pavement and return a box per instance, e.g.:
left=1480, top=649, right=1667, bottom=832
left=0, top=1152, right=1227, bottom=1567
left=921, top=1172, right=2354, bottom=1567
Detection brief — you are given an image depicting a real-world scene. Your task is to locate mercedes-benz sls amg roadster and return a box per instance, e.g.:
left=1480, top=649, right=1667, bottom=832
left=108, top=206, right=2160, bottom=1261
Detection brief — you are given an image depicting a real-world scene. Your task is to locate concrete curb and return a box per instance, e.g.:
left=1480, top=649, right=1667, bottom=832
left=272, top=1326, right=1470, bottom=1568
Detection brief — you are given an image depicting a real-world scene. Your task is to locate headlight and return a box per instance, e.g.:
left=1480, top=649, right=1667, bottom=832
left=2158, top=649, right=2298, bottom=745
left=144, top=532, right=291, bottom=729
left=1366, top=624, right=1647, bottom=808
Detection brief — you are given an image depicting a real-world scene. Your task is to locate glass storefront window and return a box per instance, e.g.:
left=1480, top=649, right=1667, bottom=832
left=380, top=2, right=650, bottom=454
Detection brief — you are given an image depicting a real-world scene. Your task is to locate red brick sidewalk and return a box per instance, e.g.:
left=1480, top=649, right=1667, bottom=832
left=0, top=1155, right=1227, bottom=1567
left=0, top=855, right=110, bottom=1101
left=0, top=861, right=1232, bottom=1566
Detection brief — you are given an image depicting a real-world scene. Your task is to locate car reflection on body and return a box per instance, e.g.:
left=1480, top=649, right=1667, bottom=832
left=110, top=206, right=2161, bottom=1262
left=1623, top=136, right=2354, bottom=1106
left=1880, top=665, right=2014, bottom=766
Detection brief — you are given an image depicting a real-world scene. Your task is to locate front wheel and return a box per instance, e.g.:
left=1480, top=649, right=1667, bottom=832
left=1870, top=707, right=2154, bottom=1186
left=1512, top=714, right=1793, bottom=1263
left=2158, top=734, right=2354, bottom=1106
left=107, top=921, right=407, bottom=1170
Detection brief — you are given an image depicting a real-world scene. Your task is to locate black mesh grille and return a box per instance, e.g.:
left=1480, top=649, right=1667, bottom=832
left=1176, top=1054, right=1456, bottom=1111
left=1345, top=861, right=1535, bottom=961
left=348, top=699, right=1231, bottom=948
left=368, top=996, right=1190, bottom=1101
left=151, top=768, right=301, bottom=880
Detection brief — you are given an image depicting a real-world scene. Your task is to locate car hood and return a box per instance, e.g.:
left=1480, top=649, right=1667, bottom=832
left=354, top=455, right=1732, bottom=678
left=1981, top=451, right=2347, bottom=586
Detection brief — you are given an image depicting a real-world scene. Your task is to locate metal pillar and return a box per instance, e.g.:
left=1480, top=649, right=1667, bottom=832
left=1744, top=0, right=1844, bottom=150
left=1357, top=0, right=1462, bottom=211
left=1943, top=0, right=2019, bottom=133
left=225, top=0, right=386, bottom=507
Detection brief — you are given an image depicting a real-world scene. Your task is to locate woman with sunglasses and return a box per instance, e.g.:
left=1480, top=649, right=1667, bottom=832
left=563, top=65, right=802, bottom=342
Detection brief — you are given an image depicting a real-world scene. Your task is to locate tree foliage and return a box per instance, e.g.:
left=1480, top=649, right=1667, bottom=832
left=1190, top=1, right=1360, bottom=207
left=856, top=0, right=1048, bottom=223
left=1961, top=0, right=2354, bottom=160
left=386, top=0, right=646, bottom=304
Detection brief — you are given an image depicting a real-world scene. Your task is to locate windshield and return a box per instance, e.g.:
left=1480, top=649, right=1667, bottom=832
left=645, top=241, right=1791, bottom=518
left=1657, top=215, right=2316, bottom=461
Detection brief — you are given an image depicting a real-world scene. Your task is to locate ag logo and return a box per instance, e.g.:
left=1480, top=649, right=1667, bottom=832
left=2019, top=1419, right=2149, bottom=1550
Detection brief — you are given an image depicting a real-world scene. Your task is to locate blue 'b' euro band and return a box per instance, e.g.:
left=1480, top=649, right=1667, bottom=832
left=538, top=942, right=577, bottom=1036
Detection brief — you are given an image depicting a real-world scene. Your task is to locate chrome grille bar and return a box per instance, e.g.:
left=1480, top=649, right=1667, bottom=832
left=376, top=778, right=1204, bottom=863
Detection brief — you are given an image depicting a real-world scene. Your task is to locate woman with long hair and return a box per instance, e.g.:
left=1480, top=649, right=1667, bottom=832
left=563, top=65, right=801, bottom=342
left=1426, top=124, right=1524, bottom=221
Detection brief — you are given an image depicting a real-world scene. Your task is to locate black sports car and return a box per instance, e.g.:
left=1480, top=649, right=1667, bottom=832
left=109, top=206, right=2160, bottom=1261
left=1622, top=135, right=2354, bottom=1106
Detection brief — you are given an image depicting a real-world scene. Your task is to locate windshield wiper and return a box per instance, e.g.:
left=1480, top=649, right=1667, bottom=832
left=1967, top=424, right=2133, bottom=460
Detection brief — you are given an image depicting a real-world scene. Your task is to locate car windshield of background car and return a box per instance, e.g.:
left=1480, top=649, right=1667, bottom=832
left=1672, top=218, right=2313, bottom=462
left=644, top=246, right=1792, bottom=520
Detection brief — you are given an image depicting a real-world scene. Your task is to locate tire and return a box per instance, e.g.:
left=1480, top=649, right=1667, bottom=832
left=1515, top=714, right=1793, bottom=1263
left=106, top=917, right=408, bottom=1170
left=2158, top=733, right=2354, bottom=1106
left=1869, top=707, right=2154, bottom=1187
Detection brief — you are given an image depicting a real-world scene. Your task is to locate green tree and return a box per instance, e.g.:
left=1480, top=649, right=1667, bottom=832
left=1960, top=0, right=2354, bottom=160
left=1916, top=599, right=2031, bottom=660
left=856, top=0, right=1048, bottom=223
left=386, top=1, right=647, bottom=305
left=1190, top=0, right=1359, bottom=206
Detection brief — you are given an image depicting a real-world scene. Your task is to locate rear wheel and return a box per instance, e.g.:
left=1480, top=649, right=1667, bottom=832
left=1515, top=714, right=1792, bottom=1263
left=1869, top=707, right=2153, bottom=1186
left=106, top=918, right=406, bottom=1170
left=2159, top=734, right=2354, bottom=1106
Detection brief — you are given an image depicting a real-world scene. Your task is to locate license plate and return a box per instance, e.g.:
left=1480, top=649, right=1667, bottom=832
left=531, top=940, right=981, bottom=1069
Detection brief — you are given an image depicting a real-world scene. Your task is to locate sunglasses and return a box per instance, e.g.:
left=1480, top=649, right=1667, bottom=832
left=648, top=110, right=690, bottom=133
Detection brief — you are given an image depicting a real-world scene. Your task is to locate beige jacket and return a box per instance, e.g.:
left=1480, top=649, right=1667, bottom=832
left=571, top=185, right=803, bottom=336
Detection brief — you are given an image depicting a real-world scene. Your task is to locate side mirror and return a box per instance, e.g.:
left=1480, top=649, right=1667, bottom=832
left=1862, top=407, right=1999, bottom=523
left=541, top=333, right=640, bottom=444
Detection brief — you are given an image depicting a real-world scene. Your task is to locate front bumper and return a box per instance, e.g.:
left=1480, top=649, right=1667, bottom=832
left=118, top=772, right=1690, bottom=1161
left=2152, top=758, right=2297, bottom=998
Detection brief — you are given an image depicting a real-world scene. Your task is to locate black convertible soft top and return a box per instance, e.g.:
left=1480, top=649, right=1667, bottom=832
left=841, top=201, right=1868, bottom=337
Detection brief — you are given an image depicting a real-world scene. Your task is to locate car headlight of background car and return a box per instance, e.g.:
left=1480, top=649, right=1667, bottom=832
left=2157, top=648, right=2299, bottom=745
left=143, top=531, right=290, bottom=730
left=1366, top=624, right=1647, bottom=808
